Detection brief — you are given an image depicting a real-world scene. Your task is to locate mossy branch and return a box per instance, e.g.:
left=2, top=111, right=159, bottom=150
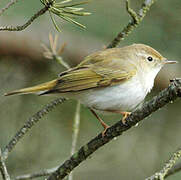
left=107, top=0, right=156, bottom=48
left=46, top=79, right=181, bottom=180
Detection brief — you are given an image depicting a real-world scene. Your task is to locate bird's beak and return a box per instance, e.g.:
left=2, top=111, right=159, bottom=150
left=164, top=59, right=178, bottom=64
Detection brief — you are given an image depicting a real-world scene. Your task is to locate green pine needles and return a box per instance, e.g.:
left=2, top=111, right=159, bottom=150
left=40, top=0, right=91, bottom=31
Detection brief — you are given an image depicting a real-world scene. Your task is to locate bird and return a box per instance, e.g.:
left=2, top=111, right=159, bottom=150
left=4, top=44, right=177, bottom=136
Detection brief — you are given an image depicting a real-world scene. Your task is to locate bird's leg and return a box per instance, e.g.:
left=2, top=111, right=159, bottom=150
left=90, top=108, right=110, bottom=136
left=105, top=109, right=131, bottom=124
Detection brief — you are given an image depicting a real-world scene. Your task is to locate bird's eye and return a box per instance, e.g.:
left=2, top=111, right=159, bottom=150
left=147, top=56, right=153, bottom=62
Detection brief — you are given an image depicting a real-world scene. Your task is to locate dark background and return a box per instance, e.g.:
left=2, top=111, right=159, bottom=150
left=0, top=0, right=181, bottom=179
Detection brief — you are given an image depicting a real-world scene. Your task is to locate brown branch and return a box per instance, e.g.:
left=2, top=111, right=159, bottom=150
left=107, top=0, right=156, bottom=48
left=45, top=79, right=181, bottom=180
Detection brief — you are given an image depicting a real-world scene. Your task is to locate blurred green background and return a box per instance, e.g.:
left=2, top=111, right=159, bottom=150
left=0, top=0, right=181, bottom=179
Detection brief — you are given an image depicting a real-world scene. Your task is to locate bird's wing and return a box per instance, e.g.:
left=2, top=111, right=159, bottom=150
left=53, top=52, right=136, bottom=92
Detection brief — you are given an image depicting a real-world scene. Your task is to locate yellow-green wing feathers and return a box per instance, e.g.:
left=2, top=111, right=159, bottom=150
left=54, top=49, right=136, bottom=92
left=56, top=68, right=103, bottom=92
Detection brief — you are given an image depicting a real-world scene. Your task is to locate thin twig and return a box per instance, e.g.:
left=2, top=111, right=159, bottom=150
left=46, top=34, right=70, bottom=69
left=0, top=0, right=19, bottom=16
left=14, top=166, right=58, bottom=180
left=2, top=97, right=66, bottom=161
left=107, top=0, right=156, bottom=48
left=0, top=1, right=53, bottom=31
left=46, top=79, right=181, bottom=180
left=44, top=35, right=82, bottom=180
left=146, top=147, right=181, bottom=180
left=68, top=101, right=81, bottom=180
left=0, top=149, right=10, bottom=180
left=70, top=102, right=81, bottom=157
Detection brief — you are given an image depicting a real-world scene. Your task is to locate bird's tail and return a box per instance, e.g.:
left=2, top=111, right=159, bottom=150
left=4, top=79, right=58, bottom=96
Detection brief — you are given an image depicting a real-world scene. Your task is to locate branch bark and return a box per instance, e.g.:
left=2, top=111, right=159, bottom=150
left=0, top=2, right=52, bottom=31
left=46, top=79, right=181, bottom=180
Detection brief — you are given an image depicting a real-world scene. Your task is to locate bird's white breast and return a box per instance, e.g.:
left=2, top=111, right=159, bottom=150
left=68, top=75, right=149, bottom=112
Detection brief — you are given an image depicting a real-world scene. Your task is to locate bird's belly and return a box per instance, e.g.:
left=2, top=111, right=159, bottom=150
left=69, top=77, right=147, bottom=112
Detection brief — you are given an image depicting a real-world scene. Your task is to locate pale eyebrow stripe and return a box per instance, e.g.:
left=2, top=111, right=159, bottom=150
left=136, top=52, right=148, bottom=58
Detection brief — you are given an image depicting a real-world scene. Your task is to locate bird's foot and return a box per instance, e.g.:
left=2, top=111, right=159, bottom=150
left=121, top=111, right=131, bottom=124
